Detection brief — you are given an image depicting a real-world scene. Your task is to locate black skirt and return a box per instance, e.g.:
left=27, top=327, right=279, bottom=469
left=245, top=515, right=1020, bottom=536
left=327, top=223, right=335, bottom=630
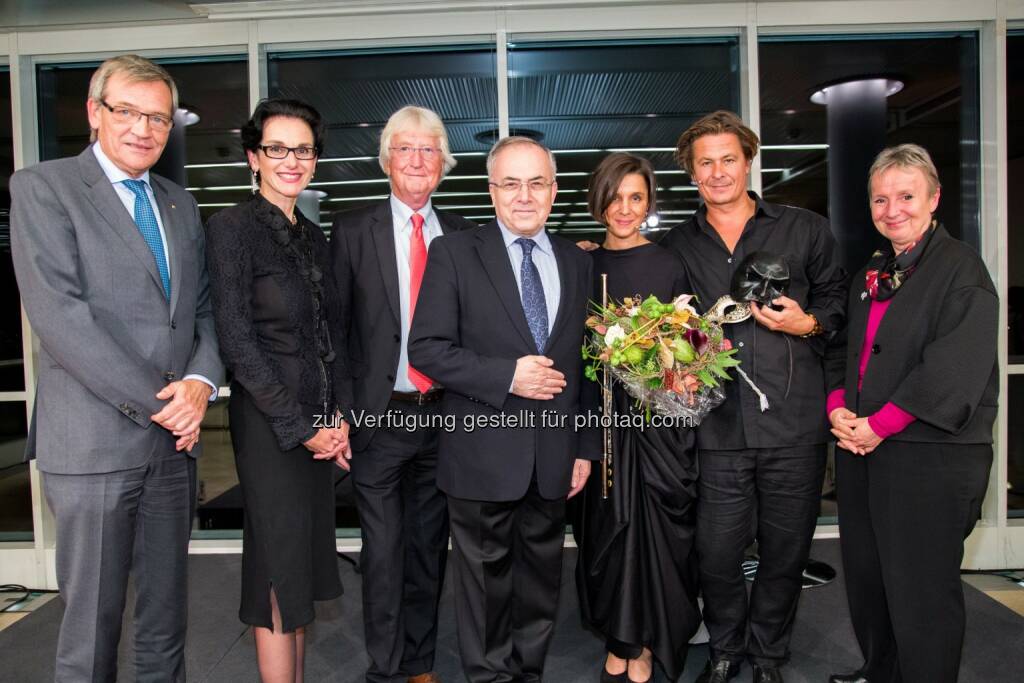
left=229, top=385, right=343, bottom=632
left=572, top=387, right=701, bottom=679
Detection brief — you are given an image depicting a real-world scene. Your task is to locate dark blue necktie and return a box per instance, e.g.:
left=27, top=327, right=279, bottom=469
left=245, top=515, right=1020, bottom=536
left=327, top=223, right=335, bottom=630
left=516, top=237, right=548, bottom=353
left=123, top=179, right=170, bottom=300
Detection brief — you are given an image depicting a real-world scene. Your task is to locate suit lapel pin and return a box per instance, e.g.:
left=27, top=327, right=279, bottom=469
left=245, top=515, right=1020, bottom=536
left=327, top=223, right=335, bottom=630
left=170, top=203, right=176, bottom=209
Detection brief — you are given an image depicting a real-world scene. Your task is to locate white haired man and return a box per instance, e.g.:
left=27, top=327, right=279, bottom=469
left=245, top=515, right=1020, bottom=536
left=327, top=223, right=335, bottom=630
left=331, top=106, right=476, bottom=683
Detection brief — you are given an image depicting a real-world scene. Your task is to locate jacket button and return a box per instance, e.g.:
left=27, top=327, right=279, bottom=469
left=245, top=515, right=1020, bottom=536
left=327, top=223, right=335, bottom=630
left=871, top=344, right=880, bottom=354
left=394, top=334, right=400, bottom=343
left=170, top=320, right=177, bottom=329
left=163, top=371, right=176, bottom=381
left=386, top=374, right=395, bottom=382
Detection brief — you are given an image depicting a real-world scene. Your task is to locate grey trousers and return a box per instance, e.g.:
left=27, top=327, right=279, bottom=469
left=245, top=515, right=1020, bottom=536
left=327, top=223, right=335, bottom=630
left=43, top=449, right=196, bottom=683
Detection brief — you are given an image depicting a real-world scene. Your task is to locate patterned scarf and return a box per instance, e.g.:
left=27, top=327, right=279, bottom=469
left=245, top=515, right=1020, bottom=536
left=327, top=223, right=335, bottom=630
left=864, top=221, right=937, bottom=301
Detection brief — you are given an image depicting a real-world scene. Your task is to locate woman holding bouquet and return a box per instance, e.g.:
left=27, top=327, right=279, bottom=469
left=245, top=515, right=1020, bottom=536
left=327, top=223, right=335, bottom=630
left=574, top=152, right=701, bottom=683
left=826, top=144, right=997, bottom=683
left=206, top=99, right=349, bottom=682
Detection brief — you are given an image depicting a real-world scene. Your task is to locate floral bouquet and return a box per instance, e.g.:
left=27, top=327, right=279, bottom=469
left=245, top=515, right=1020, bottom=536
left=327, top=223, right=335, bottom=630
left=583, top=293, right=741, bottom=424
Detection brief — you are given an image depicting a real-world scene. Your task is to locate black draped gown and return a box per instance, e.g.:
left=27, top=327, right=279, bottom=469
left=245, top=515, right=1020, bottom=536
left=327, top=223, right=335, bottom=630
left=573, top=242, right=701, bottom=680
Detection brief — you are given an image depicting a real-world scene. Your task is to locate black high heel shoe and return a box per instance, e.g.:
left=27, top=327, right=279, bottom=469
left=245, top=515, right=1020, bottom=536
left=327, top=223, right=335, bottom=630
left=600, top=665, right=628, bottom=683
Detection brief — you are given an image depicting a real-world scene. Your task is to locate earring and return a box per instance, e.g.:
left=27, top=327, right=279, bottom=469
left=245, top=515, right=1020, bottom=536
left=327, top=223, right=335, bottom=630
left=250, top=168, right=260, bottom=194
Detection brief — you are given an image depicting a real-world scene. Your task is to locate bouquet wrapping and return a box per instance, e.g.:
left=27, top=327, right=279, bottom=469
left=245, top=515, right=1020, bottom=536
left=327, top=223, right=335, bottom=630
left=583, top=294, right=741, bottom=425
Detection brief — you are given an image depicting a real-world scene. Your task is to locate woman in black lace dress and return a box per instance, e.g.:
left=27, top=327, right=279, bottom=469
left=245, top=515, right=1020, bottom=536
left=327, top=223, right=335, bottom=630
left=206, top=99, right=349, bottom=682
left=574, top=153, right=701, bottom=683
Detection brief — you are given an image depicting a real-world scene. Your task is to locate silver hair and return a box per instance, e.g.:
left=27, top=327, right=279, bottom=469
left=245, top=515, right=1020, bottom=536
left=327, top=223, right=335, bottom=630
left=486, top=136, right=557, bottom=179
left=378, top=105, right=457, bottom=175
left=87, top=55, right=178, bottom=143
left=868, top=143, right=941, bottom=197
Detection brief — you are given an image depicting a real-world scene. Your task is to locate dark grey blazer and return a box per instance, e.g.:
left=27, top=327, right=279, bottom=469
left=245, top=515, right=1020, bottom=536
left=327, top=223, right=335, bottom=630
left=10, top=147, right=224, bottom=474
left=826, top=225, right=998, bottom=444
left=330, top=198, right=477, bottom=452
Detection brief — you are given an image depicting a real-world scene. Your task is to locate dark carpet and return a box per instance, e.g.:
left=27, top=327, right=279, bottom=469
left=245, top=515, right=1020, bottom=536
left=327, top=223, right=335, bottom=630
left=1, top=539, right=1021, bottom=682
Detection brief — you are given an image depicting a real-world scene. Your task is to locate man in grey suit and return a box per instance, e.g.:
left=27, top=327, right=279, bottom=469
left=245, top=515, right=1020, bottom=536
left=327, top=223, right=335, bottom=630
left=10, top=55, right=223, bottom=682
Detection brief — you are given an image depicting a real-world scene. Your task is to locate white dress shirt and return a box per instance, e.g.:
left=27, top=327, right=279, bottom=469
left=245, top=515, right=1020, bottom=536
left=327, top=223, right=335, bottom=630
left=496, top=220, right=561, bottom=333
left=392, top=195, right=443, bottom=392
left=92, top=143, right=171, bottom=277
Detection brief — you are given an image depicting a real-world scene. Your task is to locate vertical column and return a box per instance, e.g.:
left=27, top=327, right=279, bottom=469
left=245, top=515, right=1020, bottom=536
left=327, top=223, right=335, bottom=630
left=819, top=79, right=889, bottom=273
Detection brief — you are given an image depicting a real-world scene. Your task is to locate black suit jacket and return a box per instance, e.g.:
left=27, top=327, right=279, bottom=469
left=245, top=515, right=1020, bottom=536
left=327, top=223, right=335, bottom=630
left=408, top=221, right=600, bottom=502
left=825, top=225, right=998, bottom=444
left=331, top=198, right=477, bottom=452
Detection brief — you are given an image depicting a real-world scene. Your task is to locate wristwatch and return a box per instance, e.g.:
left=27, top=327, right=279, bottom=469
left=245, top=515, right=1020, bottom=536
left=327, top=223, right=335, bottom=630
left=800, top=313, right=824, bottom=338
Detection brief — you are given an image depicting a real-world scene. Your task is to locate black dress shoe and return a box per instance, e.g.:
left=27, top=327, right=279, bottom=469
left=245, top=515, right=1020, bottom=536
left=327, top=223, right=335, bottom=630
left=828, top=673, right=869, bottom=683
left=695, top=659, right=741, bottom=683
left=752, top=664, right=784, bottom=683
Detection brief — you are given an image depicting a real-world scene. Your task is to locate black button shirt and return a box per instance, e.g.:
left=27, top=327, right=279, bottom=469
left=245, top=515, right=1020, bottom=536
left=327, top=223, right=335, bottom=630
left=659, top=192, right=847, bottom=450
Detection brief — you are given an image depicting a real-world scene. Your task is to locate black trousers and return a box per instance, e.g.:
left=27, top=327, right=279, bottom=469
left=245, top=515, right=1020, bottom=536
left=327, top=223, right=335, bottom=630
left=836, top=441, right=991, bottom=683
left=351, top=400, right=449, bottom=683
left=696, top=445, right=826, bottom=666
left=447, top=480, right=567, bottom=683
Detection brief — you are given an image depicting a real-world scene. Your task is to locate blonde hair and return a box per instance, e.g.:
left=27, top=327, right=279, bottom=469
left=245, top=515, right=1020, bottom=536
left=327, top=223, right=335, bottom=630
left=868, top=143, right=941, bottom=197
left=378, top=106, right=457, bottom=175
left=88, top=55, right=178, bottom=143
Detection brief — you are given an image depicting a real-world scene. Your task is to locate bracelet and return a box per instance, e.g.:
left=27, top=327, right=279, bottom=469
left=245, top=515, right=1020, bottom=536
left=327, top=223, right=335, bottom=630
left=800, top=313, right=824, bottom=338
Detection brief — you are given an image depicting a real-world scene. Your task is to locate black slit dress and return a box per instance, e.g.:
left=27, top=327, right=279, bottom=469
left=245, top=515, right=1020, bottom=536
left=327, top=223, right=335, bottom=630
left=206, top=195, right=344, bottom=633
left=573, top=242, right=702, bottom=680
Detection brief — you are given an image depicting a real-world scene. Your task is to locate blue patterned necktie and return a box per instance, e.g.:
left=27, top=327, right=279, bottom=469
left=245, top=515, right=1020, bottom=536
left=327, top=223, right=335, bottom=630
left=516, top=237, right=548, bottom=353
left=122, top=179, right=170, bottom=301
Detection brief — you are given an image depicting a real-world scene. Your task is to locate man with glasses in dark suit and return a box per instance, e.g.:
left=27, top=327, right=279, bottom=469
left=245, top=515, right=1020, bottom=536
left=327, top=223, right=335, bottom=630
left=331, top=106, right=476, bottom=683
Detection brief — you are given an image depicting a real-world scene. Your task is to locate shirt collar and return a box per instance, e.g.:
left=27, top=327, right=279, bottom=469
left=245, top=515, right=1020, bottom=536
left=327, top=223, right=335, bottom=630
left=92, top=142, right=152, bottom=187
left=496, top=220, right=553, bottom=255
left=390, top=194, right=435, bottom=231
left=694, top=190, right=779, bottom=234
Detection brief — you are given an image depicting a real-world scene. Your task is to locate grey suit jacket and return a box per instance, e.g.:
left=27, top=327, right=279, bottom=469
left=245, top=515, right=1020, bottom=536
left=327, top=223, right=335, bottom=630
left=11, top=146, right=224, bottom=475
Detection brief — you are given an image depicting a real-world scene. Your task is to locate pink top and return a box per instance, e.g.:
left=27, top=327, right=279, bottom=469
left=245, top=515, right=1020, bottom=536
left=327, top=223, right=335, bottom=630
left=826, top=298, right=916, bottom=439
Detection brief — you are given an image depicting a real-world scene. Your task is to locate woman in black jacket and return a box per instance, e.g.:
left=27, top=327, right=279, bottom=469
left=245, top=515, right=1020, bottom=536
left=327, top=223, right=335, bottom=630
left=826, top=144, right=997, bottom=683
left=206, top=99, right=349, bottom=682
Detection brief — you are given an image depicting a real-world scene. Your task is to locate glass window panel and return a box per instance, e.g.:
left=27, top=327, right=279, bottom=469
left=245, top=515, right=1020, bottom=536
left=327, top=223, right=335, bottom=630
left=36, top=55, right=249, bottom=221
left=1008, top=376, right=1024, bottom=518
left=1007, top=32, right=1024, bottom=364
left=508, top=38, right=740, bottom=241
left=759, top=33, right=981, bottom=276
left=1008, top=32, right=1024, bottom=518
left=268, top=45, right=499, bottom=229
left=33, top=56, right=249, bottom=534
left=759, top=33, right=982, bottom=524
left=0, top=68, right=23, bottom=392
left=0, top=401, right=31, bottom=539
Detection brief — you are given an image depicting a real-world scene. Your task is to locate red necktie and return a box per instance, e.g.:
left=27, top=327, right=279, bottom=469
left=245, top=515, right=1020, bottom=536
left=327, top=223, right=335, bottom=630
left=408, top=212, right=433, bottom=393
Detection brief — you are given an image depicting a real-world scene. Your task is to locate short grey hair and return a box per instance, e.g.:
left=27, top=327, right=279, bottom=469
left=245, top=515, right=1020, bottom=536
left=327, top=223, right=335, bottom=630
left=868, top=143, right=941, bottom=197
left=486, top=136, right=557, bottom=179
left=378, top=105, right=457, bottom=175
left=88, top=55, right=178, bottom=143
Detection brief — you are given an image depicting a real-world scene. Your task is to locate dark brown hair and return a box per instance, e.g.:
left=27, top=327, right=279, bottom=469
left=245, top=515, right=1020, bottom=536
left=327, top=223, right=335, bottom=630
left=674, top=110, right=760, bottom=176
left=587, top=152, right=657, bottom=225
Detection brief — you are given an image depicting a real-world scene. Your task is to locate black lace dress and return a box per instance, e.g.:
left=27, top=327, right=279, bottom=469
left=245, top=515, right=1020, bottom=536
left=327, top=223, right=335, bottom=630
left=206, top=194, right=344, bottom=632
left=573, top=242, right=701, bottom=680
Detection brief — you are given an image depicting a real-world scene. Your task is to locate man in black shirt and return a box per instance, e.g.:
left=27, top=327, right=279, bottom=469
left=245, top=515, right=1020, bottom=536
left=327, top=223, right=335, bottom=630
left=660, top=111, right=846, bottom=683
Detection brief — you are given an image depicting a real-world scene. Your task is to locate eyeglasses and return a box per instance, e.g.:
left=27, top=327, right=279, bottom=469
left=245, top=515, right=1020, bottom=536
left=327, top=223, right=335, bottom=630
left=389, top=145, right=440, bottom=160
left=99, top=100, right=173, bottom=132
left=257, top=144, right=318, bottom=160
left=489, top=179, right=555, bottom=194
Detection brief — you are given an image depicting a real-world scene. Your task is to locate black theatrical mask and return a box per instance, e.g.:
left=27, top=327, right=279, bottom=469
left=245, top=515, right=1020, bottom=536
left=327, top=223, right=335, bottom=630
left=730, top=251, right=790, bottom=307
